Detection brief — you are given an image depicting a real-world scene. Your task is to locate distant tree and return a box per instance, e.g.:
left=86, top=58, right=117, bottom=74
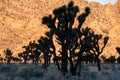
left=38, top=29, right=61, bottom=70
left=0, top=54, right=4, bottom=63
left=37, top=35, right=53, bottom=69
left=89, top=34, right=109, bottom=70
left=18, top=52, right=23, bottom=63
left=109, top=56, right=116, bottom=63
left=11, top=56, right=20, bottom=63
left=100, top=55, right=106, bottom=63
left=4, top=48, right=13, bottom=63
left=82, top=52, right=96, bottom=64
left=105, top=56, right=116, bottom=63
left=18, top=51, right=28, bottom=63
left=21, top=41, right=41, bottom=63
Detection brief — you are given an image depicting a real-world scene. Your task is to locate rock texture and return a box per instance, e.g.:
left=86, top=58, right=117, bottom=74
left=0, top=0, right=120, bottom=57
left=116, top=0, right=120, bottom=7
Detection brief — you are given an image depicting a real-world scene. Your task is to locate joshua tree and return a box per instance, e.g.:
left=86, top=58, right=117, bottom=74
left=105, top=56, right=116, bottom=63
left=96, top=36, right=109, bottom=70
left=0, top=54, right=4, bottom=63
left=109, top=56, right=116, bottom=63
left=37, top=35, right=53, bottom=69
left=18, top=52, right=23, bottom=63
left=42, top=1, right=91, bottom=75
left=18, top=51, right=28, bottom=63
left=90, top=34, right=109, bottom=70
left=42, top=1, right=108, bottom=75
left=11, top=56, right=20, bottom=63
left=21, top=41, right=40, bottom=63
left=4, top=48, right=13, bottom=63
left=37, top=29, right=61, bottom=69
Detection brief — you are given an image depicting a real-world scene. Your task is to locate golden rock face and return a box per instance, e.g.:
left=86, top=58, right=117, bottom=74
left=0, top=0, right=120, bottom=58
left=116, top=0, right=120, bottom=7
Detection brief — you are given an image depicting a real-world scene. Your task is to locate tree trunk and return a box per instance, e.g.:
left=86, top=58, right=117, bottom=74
left=96, top=56, right=101, bottom=71
left=53, top=53, right=60, bottom=70
left=24, top=57, right=27, bottom=63
left=54, top=57, right=60, bottom=70
left=61, top=45, right=68, bottom=75
left=68, top=57, right=76, bottom=75
left=74, top=52, right=82, bottom=75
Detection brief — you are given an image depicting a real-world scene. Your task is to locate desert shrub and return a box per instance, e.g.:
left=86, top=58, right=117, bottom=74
left=0, top=64, right=11, bottom=72
left=13, top=77, right=25, bottom=80
left=16, top=65, right=33, bottom=79
left=31, top=67, right=44, bottom=78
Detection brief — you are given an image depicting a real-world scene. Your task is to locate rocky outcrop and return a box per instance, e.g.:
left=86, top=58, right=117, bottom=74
left=0, top=0, right=119, bottom=58
left=116, top=0, right=120, bottom=7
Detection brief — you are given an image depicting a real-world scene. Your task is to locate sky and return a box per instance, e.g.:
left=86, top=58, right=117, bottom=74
left=86, top=0, right=117, bottom=5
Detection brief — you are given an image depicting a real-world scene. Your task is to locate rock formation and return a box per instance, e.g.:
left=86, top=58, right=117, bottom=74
left=0, top=0, right=120, bottom=58
left=116, top=0, right=120, bottom=7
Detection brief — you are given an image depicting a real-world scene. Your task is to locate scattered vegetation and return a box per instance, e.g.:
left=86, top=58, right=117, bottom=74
left=4, top=48, right=13, bottom=63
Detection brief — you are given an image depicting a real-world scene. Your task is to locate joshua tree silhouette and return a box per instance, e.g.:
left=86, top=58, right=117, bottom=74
left=37, top=36, right=53, bottom=69
left=41, top=1, right=109, bottom=75
left=4, top=48, right=13, bottom=63
left=21, top=41, right=40, bottom=63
